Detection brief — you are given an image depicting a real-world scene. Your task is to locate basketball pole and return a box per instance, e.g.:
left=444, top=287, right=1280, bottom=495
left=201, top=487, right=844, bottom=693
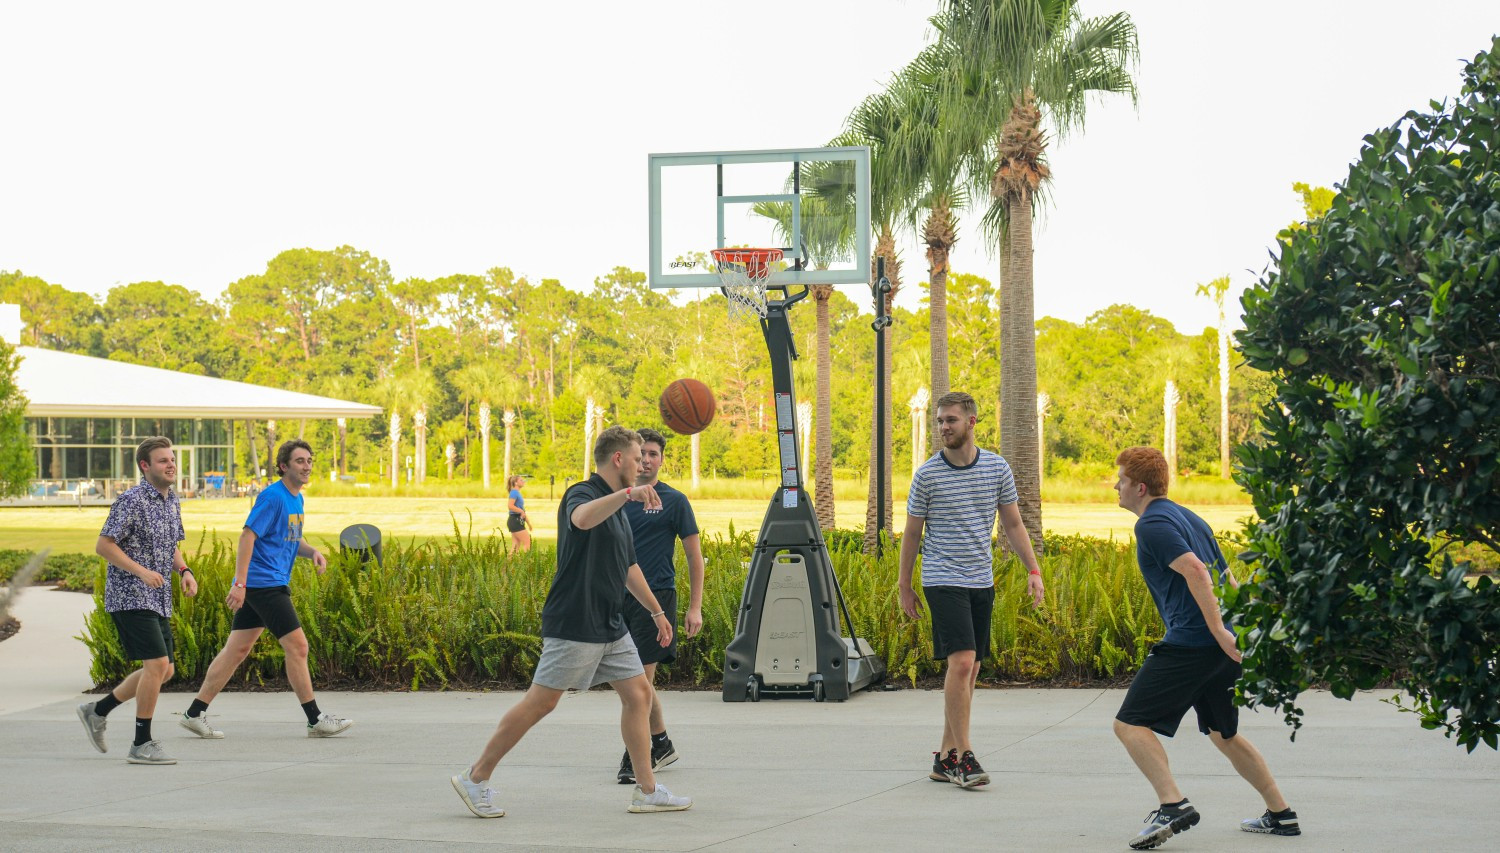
left=871, top=258, right=893, bottom=557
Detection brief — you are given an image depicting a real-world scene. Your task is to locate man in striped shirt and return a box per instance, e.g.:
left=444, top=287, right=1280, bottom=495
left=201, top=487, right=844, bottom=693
left=898, top=391, right=1045, bottom=788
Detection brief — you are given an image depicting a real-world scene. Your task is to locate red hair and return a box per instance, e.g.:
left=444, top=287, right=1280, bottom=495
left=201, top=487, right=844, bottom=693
left=1115, top=446, right=1169, bottom=496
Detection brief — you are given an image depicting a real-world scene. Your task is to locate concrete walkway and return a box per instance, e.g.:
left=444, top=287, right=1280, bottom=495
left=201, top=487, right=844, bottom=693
left=0, top=586, right=96, bottom=715
left=1, top=595, right=1497, bottom=851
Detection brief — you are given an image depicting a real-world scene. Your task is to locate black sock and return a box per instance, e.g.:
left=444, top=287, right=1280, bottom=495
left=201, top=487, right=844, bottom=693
left=651, top=731, right=669, bottom=745
left=134, top=718, right=152, bottom=746
left=1270, top=806, right=1295, bottom=817
left=301, top=700, right=321, bottom=725
left=93, top=692, right=122, bottom=718
left=186, top=698, right=209, bottom=718
left=1162, top=798, right=1190, bottom=811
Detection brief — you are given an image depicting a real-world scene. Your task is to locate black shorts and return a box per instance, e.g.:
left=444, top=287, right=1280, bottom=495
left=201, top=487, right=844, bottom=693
left=1116, top=641, right=1242, bottom=739
left=231, top=585, right=303, bottom=638
left=925, top=585, right=995, bottom=661
left=623, top=586, right=678, bottom=666
left=506, top=514, right=526, bottom=534
left=110, top=610, right=175, bottom=662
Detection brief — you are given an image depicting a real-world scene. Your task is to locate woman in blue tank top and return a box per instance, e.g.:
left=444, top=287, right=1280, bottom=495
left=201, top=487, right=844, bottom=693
left=506, top=474, right=531, bottom=552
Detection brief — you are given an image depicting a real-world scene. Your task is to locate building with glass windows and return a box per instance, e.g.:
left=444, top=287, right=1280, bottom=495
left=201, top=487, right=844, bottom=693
left=9, top=340, right=381, bottom=501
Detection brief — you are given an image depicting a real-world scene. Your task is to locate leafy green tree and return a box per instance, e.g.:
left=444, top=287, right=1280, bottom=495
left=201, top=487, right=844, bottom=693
left=0, top=271, right=102, bottom=354
left=0, top=339, right=34, bottom=498
left=101, top=281, right=234, bottom=376
left=1233, top=39, right=1500, bottom=751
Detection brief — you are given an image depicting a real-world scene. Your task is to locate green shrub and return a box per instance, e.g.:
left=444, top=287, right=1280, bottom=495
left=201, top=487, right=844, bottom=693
left=81, top=526, right=1231, bottom=691
left=0, top=549, right=103, bottom=592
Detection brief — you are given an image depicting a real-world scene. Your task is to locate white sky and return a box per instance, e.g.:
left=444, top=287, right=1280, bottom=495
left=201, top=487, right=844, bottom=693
left=2, top=1, right=1497, bottom=335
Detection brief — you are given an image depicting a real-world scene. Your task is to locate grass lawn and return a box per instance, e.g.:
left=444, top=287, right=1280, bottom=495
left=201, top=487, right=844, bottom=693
left=0, top=495, right=1256, bottom=555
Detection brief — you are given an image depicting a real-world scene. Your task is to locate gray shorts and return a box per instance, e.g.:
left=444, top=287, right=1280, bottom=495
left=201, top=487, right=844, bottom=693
left=532, top=635, right=645, bottom=691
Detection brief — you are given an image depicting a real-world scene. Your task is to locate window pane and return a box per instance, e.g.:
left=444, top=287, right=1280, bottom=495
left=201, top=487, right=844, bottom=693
left=65, top=447, right=87, bottom=479
left=92, top=418, right=115, bottom=442
left=63, top=418, right=87, bottom=441
left=89, top=448, right=112, bottom=479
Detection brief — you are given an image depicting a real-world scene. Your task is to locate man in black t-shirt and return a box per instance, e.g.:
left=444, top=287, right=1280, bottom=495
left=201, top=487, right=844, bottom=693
left=614, top=427, right=704, bottom=784
left=452, top=427, right=693, bottom=817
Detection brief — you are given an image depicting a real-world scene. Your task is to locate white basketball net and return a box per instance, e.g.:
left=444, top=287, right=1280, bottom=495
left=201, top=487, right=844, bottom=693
left=712, top=249, right=783, bottom=321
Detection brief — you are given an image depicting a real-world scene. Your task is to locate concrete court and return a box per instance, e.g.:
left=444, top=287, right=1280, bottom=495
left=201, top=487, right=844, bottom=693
left=2, top=588, right=1498, bottom=852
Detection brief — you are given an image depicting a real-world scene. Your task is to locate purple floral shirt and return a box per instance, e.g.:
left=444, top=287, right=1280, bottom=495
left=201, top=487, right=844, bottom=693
left=100, top=479, right=185, bottom=617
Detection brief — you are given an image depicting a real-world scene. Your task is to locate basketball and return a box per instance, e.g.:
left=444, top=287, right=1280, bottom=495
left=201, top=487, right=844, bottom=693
left=659, top=378, right=716, bottom=436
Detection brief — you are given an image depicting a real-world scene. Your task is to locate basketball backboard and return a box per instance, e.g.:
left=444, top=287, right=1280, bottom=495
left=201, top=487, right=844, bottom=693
left=647, top=146, right=871, bottom=289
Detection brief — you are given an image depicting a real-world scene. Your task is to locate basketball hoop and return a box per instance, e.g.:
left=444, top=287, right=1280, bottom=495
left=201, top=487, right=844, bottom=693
left=711, top=248, right=783, bottom=320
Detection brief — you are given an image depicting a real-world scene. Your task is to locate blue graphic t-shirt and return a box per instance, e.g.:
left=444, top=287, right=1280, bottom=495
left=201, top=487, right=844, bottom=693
left=1133, top=499, right=1229, bottom=646
left=244, top=481, right=305, bottom=588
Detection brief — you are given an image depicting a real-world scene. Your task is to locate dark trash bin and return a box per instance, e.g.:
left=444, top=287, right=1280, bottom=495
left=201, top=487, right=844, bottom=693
left=339, top=523, right=383, bottom=566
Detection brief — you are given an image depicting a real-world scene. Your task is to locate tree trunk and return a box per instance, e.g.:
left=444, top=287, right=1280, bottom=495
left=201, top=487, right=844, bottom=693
left=1000, top=193, right=1042, bottom=551
left=691, top=432, right=701, bottom=491
left=812, top=286, right=836, bottom=532
left=924, top=200, right=954, bottom=451
left=1218, top=315, right=1231, bottom=478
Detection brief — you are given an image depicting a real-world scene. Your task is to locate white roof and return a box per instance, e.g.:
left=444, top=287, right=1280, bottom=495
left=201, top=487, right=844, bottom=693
left=14, top=346, right=382, bottom=419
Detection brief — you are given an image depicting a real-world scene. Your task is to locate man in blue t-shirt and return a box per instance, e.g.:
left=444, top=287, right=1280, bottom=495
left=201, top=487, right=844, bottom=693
left=1112, top=446, right=1299, bottom=849
left=613, top=427, right=704, bottom=785
left=181, top=440, right=353, bottom=740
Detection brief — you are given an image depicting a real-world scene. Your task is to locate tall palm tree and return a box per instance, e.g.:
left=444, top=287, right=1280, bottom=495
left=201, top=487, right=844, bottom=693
left=835, top=82, right=928, bottom=553
left=936, top=0, right=1139, bottom=548
left=752, top=192, right=856, bottom=533
left=1196, top=276, right=1233, bottom=478
left=897, top=43, right=992, bottom=439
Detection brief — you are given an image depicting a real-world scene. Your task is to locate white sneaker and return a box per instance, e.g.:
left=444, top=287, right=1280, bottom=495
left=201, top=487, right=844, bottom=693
left=451, top=770, right=505, bottom=818
left=179, top=712, right=224, bottom=739
left=307, top=713, right=353, bottom=738
left=77, top=702, right=108, bottom=753
left=629, top=783, right=692, bottom=813
left=126, top=740, right=177, bottom=765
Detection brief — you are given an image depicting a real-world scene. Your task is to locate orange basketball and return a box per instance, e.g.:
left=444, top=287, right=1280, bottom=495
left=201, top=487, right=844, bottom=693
left=659, top=378, right=716, bottom=435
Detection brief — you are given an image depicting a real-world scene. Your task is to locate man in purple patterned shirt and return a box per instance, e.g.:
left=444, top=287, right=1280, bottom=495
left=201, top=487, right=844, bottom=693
left=76, top=436, right=198, bottom=765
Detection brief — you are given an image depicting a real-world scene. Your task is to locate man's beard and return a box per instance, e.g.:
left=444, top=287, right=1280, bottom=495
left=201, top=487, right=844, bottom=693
left=941, top=430, right=969, bottom=449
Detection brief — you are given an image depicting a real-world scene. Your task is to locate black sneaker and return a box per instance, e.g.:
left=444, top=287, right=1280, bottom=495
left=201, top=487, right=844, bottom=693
left=951, top=750, right=990, bottom=788
left=651, top=735, right=679, bottom=771
left=929, top=749, right=957, bottom=782
left=617, top=749, right=635, bottom=785
left=1129, top=803, right=1200, bottom=850
left=1241, top=808, right=1300, bottom=836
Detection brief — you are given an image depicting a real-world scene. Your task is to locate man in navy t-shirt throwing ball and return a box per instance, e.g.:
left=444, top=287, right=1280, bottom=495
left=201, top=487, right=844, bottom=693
left=614, top=427, right=705, bottom=784
left=1112, top=446, right=1300, bottom=850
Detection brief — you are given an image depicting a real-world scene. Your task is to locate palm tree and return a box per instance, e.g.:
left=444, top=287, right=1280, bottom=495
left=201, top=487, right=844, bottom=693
left=897, top=44, right=993, bottom=438
left=452, top=362, right=522, bottom=489
left=752, top=191, right=856, bottom=533
left=1196, top=276, right=1233, bottom=478
left=376, top=368, right=437, bottom=487
left=935, top=0, right=1139, bottom=547
left=835, top=84, right=928, bottom=553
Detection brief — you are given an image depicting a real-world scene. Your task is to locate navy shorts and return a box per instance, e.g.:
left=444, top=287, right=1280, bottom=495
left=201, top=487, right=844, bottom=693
left=925, top=585, right=995, bottom=661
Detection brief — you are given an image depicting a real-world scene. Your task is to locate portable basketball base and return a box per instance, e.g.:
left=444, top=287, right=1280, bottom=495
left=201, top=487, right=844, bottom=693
left=720, top=288, right=885, bottom=702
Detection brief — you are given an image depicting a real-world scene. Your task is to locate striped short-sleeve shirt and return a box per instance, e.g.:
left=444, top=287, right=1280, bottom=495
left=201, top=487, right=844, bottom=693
left=906, top=449, right=1018, bottom=588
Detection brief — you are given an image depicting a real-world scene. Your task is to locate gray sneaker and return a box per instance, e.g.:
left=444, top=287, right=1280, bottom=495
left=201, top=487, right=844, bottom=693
left=628, top=783, right=692, bottom=813
left=76, top=702, right=107, bottom=753
left=307, top=713, right=354, bottom=738
left=450, top=769, right=505, bottom=818
left=126, top=740, right=176, bottom=765
left=180, top=712, right=224, bottom=739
